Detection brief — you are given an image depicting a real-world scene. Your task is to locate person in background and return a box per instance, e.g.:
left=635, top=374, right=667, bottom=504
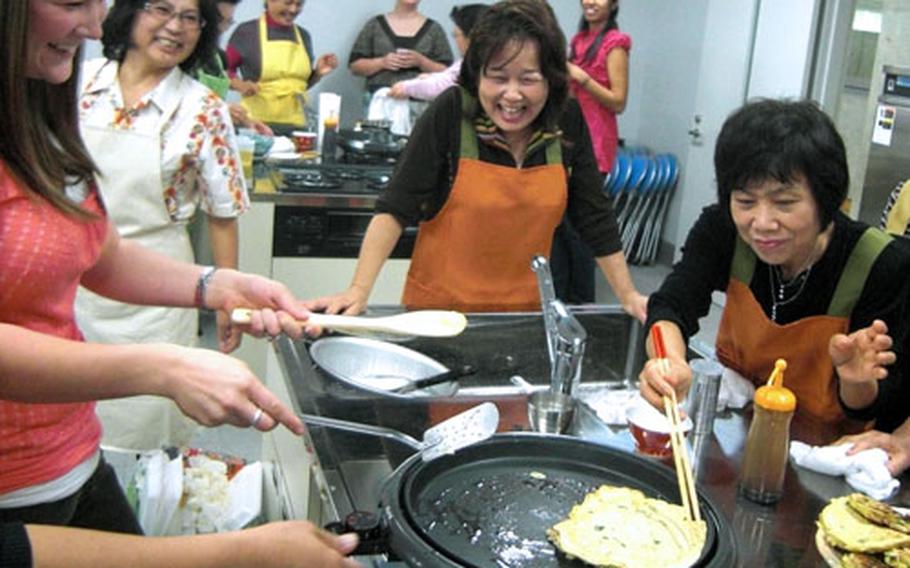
left=388, top=4, right=489, bottom=102
left=551, top=0, right=631, bottom=305
left=1, top=520, right=360, bottom=568
left=638, top=99, right=910, bottom=443
left=196, top=0, right=272, bottom=135
left=307, top=0, right=646, bottom=319
left=75, top=0, right=248, bottom=452
left=227, top=0, right=338, bottom=131
left=348, top=0, right=453, bottom=110
left=0, top=2, right=355, bottom=554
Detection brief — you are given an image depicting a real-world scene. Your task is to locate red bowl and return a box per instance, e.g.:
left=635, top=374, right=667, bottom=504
left=626, top=398, right=692, bottom=459
left=292, top=131, right=317, bottom=153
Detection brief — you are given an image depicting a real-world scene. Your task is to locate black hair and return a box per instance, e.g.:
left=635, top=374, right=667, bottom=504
left=570, top=0, right=620, bottom=65
left=450, top=4, right=490, bottom=38
left=459, top=0, right=568, bottom=133
left=102, top=0, right=219, bottom=74
left=217, top=0, right=241, bottom=4
left=714, top=99, right=848, bottom=229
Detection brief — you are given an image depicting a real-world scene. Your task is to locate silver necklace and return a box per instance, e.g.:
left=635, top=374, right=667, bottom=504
left=768, top=264, right=812, bottom=322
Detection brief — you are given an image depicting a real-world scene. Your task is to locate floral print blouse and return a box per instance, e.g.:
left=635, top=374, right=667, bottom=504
left=79, top=59, right=248, bottom=221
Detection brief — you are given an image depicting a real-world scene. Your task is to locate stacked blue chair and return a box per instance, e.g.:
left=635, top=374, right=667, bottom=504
left=604, top=149, right=680, bottom=265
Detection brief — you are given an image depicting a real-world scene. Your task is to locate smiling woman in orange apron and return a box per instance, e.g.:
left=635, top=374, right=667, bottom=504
left=305, top=0, right=646, bottom=320
left=638, top=99, right=910, bottom=444
left=226, top=0, right=337, bottom=129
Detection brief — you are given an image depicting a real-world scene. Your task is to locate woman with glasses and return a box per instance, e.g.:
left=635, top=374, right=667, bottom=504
left=75, top=0, right=250, bottom=452
left=226, top=0, right=338, bottom=130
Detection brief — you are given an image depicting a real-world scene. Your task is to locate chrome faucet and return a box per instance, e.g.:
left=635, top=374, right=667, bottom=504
left=531, top=256, right=588, bottom=396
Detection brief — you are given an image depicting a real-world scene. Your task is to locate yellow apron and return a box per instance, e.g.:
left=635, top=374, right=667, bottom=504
left=240, top=15, right=312, bottom=127
left=885, top=179, right=910, bottom=236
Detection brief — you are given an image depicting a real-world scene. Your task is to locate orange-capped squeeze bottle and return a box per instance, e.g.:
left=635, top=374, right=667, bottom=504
left=739, top=359, right=796, bottom=504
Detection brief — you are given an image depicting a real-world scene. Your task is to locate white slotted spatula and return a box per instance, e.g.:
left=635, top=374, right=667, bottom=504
left=300, top=402, right=500, bottom=461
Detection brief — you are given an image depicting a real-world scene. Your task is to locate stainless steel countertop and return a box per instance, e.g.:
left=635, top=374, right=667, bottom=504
left=271, top=307, right=910, bottom=566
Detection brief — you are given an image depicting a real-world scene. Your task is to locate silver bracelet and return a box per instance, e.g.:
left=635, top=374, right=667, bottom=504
left=194, top=266, right=218, bottom=310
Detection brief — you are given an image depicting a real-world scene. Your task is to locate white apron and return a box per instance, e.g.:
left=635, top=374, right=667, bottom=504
left=76, top=89, right=199, bottom=452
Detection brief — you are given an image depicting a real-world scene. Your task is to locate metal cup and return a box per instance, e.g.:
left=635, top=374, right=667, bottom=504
left=688, top=358, right=724, bottom=436
left=527, top=391, right=576, bottom=434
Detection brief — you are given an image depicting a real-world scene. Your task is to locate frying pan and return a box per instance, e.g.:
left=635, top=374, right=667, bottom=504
left=369, top=434, right=737, bottom=567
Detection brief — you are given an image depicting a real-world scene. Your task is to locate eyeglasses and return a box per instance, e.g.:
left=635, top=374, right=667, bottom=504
left=143, top=1, right=206, bottom=30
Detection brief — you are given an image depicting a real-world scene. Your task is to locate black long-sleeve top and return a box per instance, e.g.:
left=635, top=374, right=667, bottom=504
left=0, top=523, right=30, bottom=568
left=646, top=204, right=910, bottom=432
left=376, top=86, right=623, bottom=257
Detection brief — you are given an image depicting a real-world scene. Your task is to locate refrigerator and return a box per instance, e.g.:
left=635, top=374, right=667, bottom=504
left=858, top=65, right=910, bottom=226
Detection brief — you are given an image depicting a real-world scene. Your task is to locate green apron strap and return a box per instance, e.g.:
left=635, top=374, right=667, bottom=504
left=827, top=227, right=892, bottom=317
left=730, top=235, right=756, bottom=284
left=545, top=136, right=562, bottom=165
left=459, top=87, right=479, bottom=160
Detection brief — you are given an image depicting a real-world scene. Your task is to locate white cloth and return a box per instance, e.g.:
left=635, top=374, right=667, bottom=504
left=584, top=388, right=638, bottom=426
left=718, top=366, right=755, bottom=411
left=367, top=87, right=413, bottom=136
left=790, top=441, right=900, bottom=500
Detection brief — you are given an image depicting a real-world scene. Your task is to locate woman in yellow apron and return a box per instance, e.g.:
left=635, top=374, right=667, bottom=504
left=305, top=0, right=646, bottom=319
left=226, top=0, right=337, bottom=129
left=638, top=99, right=910, bottom=444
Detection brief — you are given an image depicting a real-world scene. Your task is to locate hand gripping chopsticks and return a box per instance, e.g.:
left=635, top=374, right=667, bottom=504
left=651, top=325, right=701, bottom=523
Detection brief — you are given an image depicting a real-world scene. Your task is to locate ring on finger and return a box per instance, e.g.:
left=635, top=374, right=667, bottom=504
left=251, top=407, right=264, bottom=427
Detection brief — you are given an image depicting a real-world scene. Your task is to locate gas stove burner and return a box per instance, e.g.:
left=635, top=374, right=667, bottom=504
left=365, top=173, right=391, bottom=191
left=333, top=169, right=365, bottom=181
left=282, top=171, right=341, bottom=190
left=339, top=153, right=398, bottom=166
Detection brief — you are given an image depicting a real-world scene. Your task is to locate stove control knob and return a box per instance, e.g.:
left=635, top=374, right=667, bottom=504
left=344, top=510, right=381, bottom=539
left=330, top=510, right=386, bottom=556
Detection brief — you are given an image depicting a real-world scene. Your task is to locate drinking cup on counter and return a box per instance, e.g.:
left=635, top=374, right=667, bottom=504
left=626, top=397, right=693, bottom=458
left=687, top=358, right=724, bottom=437
left=236, top=135, right=255, bottom=184
left=292, top=130, right=317, bottom=153
left=528, top=391, right=576, bottom=435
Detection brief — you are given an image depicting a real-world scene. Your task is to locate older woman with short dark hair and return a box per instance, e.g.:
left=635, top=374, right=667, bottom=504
left=639, top=98, right=910, bottom=446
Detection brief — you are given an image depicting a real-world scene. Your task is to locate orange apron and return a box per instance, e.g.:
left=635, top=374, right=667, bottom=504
left=715, top=229, right=891, bottom=437
left=402, top=93, right=567, bottom=312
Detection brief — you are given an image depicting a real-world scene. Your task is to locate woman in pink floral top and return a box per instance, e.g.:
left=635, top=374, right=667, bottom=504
left=77, top=0, right=251, bottom=451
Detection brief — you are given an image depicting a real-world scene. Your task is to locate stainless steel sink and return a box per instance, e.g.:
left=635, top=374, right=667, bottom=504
left=271, top=306, right=642, bottom=517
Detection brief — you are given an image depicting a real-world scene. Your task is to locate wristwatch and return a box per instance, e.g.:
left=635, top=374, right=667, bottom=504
left=194, top=266, right=218, bottom=310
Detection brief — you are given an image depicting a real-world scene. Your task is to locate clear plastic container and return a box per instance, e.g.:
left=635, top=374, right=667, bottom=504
left=739, top=359, right=796, bottom=505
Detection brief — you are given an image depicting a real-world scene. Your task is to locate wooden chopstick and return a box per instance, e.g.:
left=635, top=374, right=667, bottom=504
left=651, top=325, right=700, bottom=522
left=669, top=390, right=701, bottom=522
left=663, top=394, right=692, bottom=519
